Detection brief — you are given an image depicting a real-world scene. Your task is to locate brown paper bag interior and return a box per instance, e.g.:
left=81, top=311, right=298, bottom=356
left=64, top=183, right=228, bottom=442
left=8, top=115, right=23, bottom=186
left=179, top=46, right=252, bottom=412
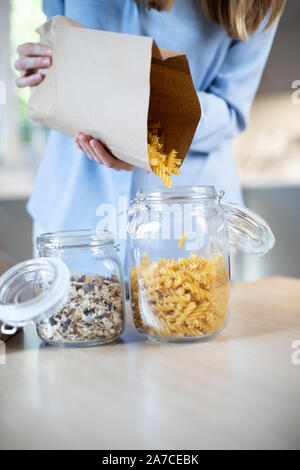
left=148, top=45, right=201, bottom=165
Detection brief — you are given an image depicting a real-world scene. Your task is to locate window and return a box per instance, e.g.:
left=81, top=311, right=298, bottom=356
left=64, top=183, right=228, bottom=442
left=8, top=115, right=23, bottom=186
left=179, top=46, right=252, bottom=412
left=0, top=0, right=46, bottom=198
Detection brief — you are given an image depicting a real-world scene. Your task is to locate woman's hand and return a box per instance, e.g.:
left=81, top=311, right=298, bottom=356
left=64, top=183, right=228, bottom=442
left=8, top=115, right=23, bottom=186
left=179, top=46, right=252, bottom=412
left=74, top=132, right=135, bottom=172
left=15, top=43, right=52, bottom=88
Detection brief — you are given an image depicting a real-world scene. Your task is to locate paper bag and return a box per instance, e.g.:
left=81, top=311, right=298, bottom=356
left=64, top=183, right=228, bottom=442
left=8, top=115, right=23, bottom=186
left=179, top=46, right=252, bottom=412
left=29, top=16, right=201, bottom=171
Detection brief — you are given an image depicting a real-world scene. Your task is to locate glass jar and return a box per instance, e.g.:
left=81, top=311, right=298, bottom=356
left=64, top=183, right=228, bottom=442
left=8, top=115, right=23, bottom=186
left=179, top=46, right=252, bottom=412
left=0, top=230, right=126, bottom=347
left=127, top=186, right=275, bottom=342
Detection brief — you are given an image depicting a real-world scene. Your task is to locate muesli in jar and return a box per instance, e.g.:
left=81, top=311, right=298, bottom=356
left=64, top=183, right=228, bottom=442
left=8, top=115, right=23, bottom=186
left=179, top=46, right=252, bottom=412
left=37, top=273, right=124, bottom=345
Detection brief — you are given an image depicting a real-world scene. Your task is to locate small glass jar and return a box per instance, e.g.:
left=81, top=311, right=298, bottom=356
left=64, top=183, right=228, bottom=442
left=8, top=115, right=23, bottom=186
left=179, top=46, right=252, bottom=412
left=127, top=186, right=275, bottom=342
left=0, top=230, right=126, bottom=347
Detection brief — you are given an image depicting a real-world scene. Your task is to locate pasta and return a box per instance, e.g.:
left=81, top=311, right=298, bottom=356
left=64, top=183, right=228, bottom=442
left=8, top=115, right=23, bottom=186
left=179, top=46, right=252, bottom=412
left=130, top=253, right=229, bottom=339
left=178, top=233, right=188, bottom=248
left=148, top=122, right=182, bottom=188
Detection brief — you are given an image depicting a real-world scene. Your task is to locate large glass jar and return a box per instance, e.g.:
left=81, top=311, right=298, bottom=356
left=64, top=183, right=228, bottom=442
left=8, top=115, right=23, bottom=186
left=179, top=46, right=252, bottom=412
left=0, top=230, right=126, bottom=347
left=127, top=186, right=275, bottom=342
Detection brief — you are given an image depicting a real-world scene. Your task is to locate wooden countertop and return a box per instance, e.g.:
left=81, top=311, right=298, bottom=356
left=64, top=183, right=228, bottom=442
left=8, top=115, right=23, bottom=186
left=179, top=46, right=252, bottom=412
left=0, top=276, right=299, bottom=450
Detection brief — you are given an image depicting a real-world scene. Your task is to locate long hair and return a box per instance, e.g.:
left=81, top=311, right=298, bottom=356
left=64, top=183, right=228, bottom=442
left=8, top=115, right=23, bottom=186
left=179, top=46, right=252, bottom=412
left=137, top=0, right=286, bottom=40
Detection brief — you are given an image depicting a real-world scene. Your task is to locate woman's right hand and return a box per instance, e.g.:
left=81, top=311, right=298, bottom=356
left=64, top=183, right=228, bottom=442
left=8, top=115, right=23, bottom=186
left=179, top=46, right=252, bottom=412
left=15, top=43, right=52, bottom=88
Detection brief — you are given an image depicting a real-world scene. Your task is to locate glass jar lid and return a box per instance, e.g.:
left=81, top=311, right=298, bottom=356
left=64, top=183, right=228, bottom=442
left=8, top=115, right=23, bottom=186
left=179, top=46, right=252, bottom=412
left=0, top=257, right=70, bottom=335
left=221, top=202, right=275, bottom=256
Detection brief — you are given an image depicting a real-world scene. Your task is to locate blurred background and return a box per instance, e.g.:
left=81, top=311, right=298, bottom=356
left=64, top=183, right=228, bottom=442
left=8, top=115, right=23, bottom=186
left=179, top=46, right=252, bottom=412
left=0, top=0, right=299, bottom=280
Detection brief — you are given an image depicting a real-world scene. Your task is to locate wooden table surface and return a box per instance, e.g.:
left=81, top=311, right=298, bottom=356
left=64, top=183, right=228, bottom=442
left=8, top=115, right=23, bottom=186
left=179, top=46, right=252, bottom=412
left=0, top=276, right=299, bottom=450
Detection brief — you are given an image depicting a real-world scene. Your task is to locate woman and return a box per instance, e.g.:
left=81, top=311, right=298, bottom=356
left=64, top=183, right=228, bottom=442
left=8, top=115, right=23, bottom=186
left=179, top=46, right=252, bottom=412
left=15, top=0, right=285, bottom=264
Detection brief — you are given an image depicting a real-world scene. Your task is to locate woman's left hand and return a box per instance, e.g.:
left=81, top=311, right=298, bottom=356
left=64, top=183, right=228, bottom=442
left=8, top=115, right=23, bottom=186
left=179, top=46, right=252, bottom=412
left=74, top=132, right=135, bottom=171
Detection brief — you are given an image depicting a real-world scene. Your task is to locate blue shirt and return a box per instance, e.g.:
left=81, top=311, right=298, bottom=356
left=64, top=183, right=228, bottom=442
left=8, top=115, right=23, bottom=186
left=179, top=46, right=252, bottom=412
left=28, top=0, right=277, bottom=265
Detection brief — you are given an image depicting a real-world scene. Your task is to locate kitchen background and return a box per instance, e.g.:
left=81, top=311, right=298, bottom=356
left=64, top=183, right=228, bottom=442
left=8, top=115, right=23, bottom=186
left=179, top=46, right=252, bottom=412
left=0, top=0, right=299, bottom=281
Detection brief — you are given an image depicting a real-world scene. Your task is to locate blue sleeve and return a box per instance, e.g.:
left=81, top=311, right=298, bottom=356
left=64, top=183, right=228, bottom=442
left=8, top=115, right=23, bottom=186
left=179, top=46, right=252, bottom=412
left=43, top=0, right=64, bottom=18
left=191, top=23, right=278, bottom=154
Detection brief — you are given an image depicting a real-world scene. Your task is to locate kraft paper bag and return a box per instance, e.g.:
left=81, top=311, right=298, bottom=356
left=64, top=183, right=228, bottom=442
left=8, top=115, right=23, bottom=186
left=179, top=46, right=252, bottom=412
left=29, top=16, right=201, bottom=171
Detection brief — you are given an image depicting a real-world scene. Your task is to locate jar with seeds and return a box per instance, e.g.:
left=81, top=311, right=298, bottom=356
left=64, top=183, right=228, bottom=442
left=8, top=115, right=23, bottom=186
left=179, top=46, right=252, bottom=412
left=0, top=231, right=125, bottom=346
left=33, top=230, right=126, bottom=346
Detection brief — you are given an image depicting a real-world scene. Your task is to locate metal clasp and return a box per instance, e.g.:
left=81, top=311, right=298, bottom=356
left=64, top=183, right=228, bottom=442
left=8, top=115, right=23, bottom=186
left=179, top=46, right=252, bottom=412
left=218, top=190, right=225, bottom=205
left=1, top=324, right=17, bottom=335
left=118, top=196, right=149, bottom=217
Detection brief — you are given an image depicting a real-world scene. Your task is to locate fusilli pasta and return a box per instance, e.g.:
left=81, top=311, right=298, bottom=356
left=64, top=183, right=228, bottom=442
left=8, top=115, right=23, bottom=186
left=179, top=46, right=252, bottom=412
left=178, top=233, right=188, bottom=248
left=131, top=253, right=229, bottom=339
left=148, top=123, right=181, bottom=188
